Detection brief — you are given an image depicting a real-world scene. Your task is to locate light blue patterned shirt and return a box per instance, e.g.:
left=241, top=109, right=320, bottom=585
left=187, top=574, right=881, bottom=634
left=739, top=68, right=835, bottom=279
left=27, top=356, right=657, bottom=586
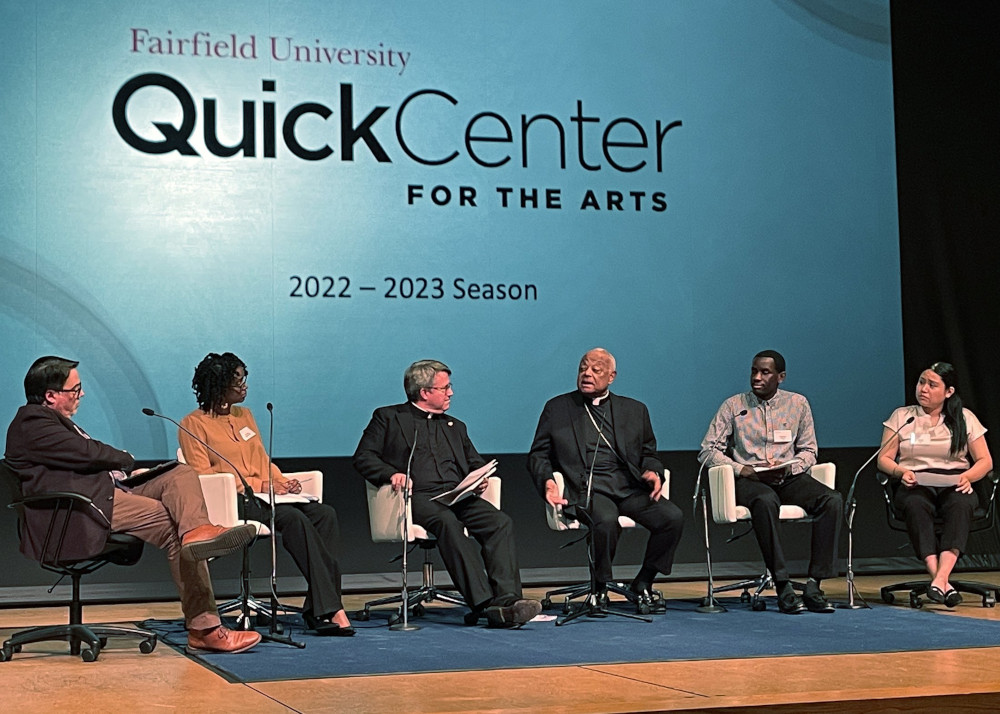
left=698, top=389, right=818, bottom=476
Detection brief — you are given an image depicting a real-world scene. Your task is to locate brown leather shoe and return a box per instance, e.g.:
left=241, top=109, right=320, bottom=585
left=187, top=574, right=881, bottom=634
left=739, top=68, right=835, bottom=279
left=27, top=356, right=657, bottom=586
left=186, top=625, right=261, bottom=654
left=181, top=524, right=257, bottom=561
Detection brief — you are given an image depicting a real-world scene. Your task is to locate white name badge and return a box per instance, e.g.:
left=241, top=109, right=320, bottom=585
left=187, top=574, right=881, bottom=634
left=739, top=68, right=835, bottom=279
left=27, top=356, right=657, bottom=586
left=239, top=426, right=256, bottom=441
left=910, top=432, right=931, bottom=445
left=773, top=429, right=793, bottom=443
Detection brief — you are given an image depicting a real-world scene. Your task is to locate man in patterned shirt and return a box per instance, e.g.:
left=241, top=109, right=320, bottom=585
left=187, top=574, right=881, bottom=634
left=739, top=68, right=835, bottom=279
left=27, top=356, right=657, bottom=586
left=698, top=350, right=842, bottom=614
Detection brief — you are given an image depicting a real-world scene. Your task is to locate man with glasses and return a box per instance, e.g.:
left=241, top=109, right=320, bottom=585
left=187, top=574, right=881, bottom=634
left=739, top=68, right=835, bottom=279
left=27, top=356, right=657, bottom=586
left=4, top=356, right=261, bottom=653
left=354, top=359, right=541, bottom=628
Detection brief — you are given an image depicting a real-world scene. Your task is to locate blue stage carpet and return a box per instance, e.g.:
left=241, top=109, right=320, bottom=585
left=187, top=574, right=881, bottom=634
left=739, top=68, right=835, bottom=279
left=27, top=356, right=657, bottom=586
left=142, top=598, right=1000, bottom=683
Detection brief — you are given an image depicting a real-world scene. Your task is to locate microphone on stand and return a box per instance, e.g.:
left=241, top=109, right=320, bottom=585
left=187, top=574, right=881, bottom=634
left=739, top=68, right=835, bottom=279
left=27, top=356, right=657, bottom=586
left=837, top=415, right=916, bottom=610
left=141, top=407, right=253, bottom=497
left=693, top=409, right=748, bottom=614
left=259, top=402, right=302, bottom=646
left=391, top=423, right=421, bottom=632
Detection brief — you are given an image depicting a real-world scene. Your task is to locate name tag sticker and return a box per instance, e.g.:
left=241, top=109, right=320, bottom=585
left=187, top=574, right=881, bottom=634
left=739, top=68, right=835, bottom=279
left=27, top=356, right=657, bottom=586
left=239, top=426, right=256, bottom=441
left=774, top=429, right=793, bottom=443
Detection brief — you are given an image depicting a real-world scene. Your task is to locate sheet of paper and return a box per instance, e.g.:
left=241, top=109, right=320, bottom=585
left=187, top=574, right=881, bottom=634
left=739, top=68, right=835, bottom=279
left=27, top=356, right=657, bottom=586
left=914, top=472, right=961, bottom=487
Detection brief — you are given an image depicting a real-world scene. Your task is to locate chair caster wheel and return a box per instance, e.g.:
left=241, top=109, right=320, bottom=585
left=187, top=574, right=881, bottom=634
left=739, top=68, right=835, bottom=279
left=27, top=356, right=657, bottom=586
left=637, top=602, right=651, bottom=615
left=463, top=611, right=481, bottom=626
left=909, top=592, right=923, bottom=609
left=354, top=610, right=370, bottom=622
left=740, top=592, right=750, bottom=603
left=81, top=646, right=99, bottom=662
left=0, top=646, right=12, bottom=662
left=881, top=589, right=895, bottom=604
left=139, top=638, right=157, bottom=654
left=541, top=598, right=552, bottom=610
left=984, top=595, right=996, bottom=608
left=412, top=604, right=425, bottom=617
left=99, top=637, right=108, bottom=648
left=751, top=599, right=767, bottom=612
left=388, top=612, right=401, bottom=627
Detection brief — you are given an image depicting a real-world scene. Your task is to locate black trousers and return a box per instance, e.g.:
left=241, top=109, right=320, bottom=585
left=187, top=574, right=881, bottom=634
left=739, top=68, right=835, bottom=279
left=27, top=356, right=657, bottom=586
left=735, top=473, right=842, bottom=582
left=411, top=493, right=521, bottom=610
left=893, top=483, right=977, bottom=559
left=570, top=490, right=684, bottom=584
left=242, top=496, right=344, bottom=617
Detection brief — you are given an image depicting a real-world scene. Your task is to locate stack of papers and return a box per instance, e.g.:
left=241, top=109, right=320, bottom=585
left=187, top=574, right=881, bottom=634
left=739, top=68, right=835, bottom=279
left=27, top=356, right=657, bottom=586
left=430, top=460, right=498, bottom=506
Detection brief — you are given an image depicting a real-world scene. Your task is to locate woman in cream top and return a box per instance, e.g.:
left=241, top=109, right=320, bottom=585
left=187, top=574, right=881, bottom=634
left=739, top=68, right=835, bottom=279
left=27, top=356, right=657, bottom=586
left=877, top=362, right=993, bottom=608
left=180, top=352, right=354, bottom=636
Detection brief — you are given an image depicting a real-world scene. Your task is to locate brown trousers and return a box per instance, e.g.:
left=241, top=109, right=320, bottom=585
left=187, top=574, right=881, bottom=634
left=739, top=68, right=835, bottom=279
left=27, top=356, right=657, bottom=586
left=110, top=464, right=219, bottom=630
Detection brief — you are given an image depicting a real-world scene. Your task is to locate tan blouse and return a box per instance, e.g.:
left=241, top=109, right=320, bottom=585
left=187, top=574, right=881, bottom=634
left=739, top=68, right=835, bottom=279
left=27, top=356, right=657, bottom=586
left=179, top=407, right=286, bottom=494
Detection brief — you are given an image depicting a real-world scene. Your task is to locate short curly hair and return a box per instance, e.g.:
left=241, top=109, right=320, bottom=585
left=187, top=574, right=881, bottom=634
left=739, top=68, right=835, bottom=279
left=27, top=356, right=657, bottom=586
left=192, top=352, right=247, bottom=411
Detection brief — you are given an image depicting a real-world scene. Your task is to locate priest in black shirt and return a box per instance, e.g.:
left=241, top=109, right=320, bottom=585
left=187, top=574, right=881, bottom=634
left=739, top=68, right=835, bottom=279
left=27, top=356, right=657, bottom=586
left=353, top=359, right=541, bottom=628
left=528, top=348, right=683, bottom=606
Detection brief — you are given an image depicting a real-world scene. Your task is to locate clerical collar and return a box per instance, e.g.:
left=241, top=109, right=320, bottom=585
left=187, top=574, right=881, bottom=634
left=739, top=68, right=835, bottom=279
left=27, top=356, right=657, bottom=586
left=410, top=402, right=446, bottom=419
left=588, top=392, right=611, bottom=407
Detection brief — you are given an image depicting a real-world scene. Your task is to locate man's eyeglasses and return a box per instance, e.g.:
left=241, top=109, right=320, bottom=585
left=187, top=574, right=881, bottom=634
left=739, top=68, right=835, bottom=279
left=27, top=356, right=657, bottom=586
left=53, top=384, right=83, bottom=397
left=427, top=384, right=453, bottom=392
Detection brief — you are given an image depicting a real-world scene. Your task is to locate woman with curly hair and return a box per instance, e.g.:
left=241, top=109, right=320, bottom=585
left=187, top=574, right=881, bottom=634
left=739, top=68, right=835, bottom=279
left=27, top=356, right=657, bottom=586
left=179, top=352, right=354, bottom=635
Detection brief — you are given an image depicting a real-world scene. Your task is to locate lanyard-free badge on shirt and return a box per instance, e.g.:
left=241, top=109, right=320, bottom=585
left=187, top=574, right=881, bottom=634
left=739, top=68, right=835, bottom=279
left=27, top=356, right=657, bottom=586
left=239, top=426, right=256, bottom=441
left=773, top=429, right=793, bottom=443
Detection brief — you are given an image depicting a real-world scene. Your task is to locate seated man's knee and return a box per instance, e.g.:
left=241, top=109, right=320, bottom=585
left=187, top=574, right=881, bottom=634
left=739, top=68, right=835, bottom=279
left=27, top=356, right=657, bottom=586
left=819, top=488, right=844, bottom=517
left=748, top=491, right=781, bottom=517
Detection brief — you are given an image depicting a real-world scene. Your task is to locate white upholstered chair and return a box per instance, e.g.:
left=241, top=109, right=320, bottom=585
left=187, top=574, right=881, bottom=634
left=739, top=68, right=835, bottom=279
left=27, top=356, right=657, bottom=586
left=542, top=470, right=670, bottom=615
left=355, top=477, right=501, bottom=624
left=708, top=462, right=835, bottom=610
left=179, top=448, right=324, bottom=626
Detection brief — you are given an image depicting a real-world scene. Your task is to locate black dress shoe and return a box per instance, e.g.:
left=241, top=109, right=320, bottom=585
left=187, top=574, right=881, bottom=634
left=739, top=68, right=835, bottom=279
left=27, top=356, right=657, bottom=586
left=776, top=582, right=806, bottom=614
left=802, top=582, right=835, bottom=613
left=630, top=580, right=667, bottom=613
left=485, top=598, right=542, bottom=628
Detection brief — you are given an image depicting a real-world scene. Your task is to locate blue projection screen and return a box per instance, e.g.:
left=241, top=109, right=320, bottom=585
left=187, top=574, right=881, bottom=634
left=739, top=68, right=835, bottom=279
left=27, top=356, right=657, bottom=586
left=0, top=1, right=902, bottom=459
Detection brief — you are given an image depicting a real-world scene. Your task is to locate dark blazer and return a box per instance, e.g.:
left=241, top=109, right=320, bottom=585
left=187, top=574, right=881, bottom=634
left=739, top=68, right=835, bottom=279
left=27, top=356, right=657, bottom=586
left=4, top=404, right=134, bottom=560
left=353, top=403, right=486, bottom=488
left=527, top=391, right=663, bottom=507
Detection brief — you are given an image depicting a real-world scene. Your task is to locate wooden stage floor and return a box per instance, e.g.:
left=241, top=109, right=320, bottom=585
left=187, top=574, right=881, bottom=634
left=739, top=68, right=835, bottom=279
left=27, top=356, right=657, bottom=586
left=3, top=574, right=1000, bottom=713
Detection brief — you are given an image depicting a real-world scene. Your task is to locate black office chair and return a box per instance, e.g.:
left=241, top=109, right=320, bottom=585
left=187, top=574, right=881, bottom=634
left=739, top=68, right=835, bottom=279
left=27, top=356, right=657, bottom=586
left=0, top=461, right=157, bottom=662
left=877, top=470, right=1000, bottom=608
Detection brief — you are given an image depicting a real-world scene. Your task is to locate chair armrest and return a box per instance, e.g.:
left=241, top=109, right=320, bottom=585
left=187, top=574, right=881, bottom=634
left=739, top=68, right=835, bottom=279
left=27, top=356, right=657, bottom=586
left=366, top=481, right=406, bottom=542
left=810, top=462, right=836, bottom=489
left=708, top=465, right=739, bottom=524
left=545, top=472, right=579, bottom=531
left=198, top=472, right=240, bottom=527
left=481, top=476, right=501, bottom=509
left=17, top=491, right=94, bottom=508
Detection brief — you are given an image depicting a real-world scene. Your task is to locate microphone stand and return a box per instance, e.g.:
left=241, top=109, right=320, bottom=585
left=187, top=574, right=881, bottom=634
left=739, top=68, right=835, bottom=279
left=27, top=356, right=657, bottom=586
left=391, top=425, right=420, bottom=631
left=693, top=458, right=725, bottom=613
left=260, top=403, right=304, bottom=647
left=836, top=416, right=914, bottom=610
